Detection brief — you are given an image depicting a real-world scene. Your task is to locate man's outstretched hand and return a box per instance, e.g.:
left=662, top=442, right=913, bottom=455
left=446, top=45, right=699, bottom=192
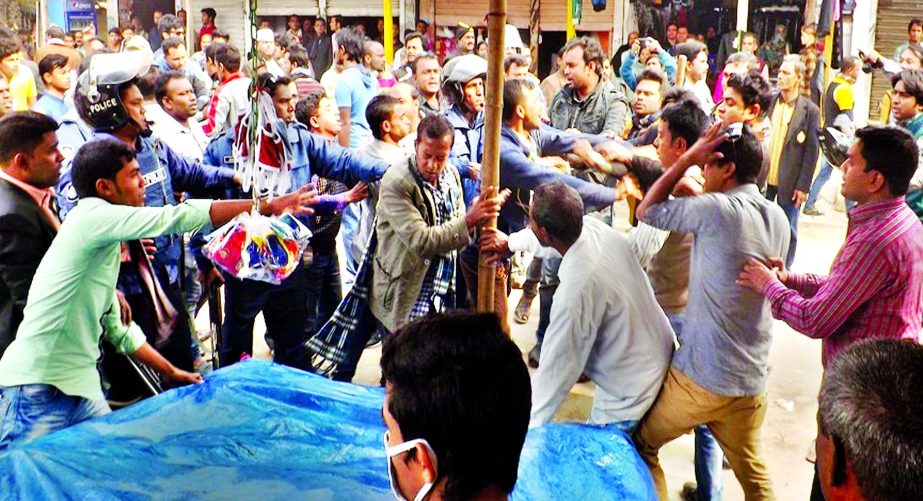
left=466, top=186, right=512, bottom=229
left=261, top=184, right=320, bottom=216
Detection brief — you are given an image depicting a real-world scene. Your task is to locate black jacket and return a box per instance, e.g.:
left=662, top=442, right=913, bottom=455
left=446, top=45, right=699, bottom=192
left=0, top=178, right=56, bottom=357
left=767, top=94, right=821, bottom=204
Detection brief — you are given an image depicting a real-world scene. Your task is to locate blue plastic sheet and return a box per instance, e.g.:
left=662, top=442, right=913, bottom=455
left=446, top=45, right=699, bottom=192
left=0, top=360, right=655, bottom=500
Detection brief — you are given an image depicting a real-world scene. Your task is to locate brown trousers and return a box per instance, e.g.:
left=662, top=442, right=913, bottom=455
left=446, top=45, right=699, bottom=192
left=633, top=366, right=775, bottom=500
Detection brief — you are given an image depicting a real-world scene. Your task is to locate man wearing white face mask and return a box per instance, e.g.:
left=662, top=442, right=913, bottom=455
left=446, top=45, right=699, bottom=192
left=380, top=312, right=531, bottom=501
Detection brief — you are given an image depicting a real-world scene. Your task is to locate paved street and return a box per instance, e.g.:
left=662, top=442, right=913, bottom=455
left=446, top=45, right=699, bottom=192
left=199, top=189, right=850, bottom=500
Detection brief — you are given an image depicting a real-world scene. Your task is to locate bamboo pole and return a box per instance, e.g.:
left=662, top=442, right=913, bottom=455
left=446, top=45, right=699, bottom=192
left=529, top=0, right=539, bottom=74
left=383, top=0, right=394, bottom=66
left=675, top=54, right=687, bottom=88
left=476, top=0, right=506, bottom=313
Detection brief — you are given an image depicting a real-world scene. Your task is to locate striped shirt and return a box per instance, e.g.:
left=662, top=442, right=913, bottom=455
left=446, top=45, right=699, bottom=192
left=762, top=197, right=923, bottom=367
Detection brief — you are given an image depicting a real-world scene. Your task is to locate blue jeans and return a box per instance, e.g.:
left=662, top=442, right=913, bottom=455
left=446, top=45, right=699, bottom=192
left=340, top=203, right=362, bottom=289
left=765, top=186, right=800, bottom=268
left=304, top=245, right=343, bottom=339
left=535, top=254, right=562, bottom=350
left=0, top=384, right=110, bottom=452
left=667, top=313, right=724, bottom=501
left=804, top=158, right=833, bottom=212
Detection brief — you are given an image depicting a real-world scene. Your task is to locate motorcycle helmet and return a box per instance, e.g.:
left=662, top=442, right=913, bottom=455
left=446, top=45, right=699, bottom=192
left=442, top=54, right=488, bottom=109
left=819, top=126, right=853, bottom=169
left=75, top=49, right=153, bottom=132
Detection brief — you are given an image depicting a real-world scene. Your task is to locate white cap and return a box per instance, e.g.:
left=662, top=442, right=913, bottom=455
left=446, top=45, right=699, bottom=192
left=504, top=25, right=524, bottom=49
left=256, top=28, right=275, bottom=42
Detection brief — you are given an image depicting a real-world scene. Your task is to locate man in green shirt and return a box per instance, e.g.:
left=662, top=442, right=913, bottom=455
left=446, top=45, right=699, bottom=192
left=0, top=139, right=317, bottom=451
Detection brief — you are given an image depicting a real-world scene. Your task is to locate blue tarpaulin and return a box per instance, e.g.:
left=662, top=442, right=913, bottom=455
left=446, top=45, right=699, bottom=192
left=0, top=360, right=656, bottom=500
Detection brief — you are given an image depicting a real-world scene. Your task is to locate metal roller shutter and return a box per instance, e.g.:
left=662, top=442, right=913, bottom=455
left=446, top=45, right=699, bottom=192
left=327, top=0, right=399, bottom=18
left=434, top=0, right=530, bottom=29
left=869, top=0, right=923, bottom=121
left=255, top=0, right=321, bottom=17
left=540, top=0, right=613, bottom=32
left=189, top=0, right=249, bottom=49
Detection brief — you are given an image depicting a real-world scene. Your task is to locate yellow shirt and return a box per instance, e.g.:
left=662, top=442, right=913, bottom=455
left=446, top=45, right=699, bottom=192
left=767, top=99, right=795, bottom=187
left=10, top=65, right=36, bottom=111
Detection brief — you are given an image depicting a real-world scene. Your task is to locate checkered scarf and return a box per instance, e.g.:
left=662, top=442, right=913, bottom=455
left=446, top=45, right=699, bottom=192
left=409, top=174, right=457, bottom=320
left=306, top=225, right=378, bottom=374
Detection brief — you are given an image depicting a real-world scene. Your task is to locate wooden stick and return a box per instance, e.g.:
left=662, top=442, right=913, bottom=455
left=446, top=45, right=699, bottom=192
left=675, top=54, right=688, bottom=87
left=476, top=0, right=507, bottom=314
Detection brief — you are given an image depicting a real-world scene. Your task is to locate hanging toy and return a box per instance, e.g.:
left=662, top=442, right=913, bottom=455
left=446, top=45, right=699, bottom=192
left=203, top=211, right=312, bottom=285
left=231, top=89, right=293, bottom=200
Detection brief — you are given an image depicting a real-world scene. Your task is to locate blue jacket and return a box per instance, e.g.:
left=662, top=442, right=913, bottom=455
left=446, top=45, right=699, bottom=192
left=498, top=125, right=617, bottom=234
left=445, top=105, right=482, bottom=205
left=202, top=121, right=388, bottom=225
left=57, top=132, right=238, bottom=292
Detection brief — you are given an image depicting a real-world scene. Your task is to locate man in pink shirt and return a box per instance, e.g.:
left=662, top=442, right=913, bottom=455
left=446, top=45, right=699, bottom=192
left=739, top=125, right=923, bottom=365
left=739, top=126, right=923, bottom=498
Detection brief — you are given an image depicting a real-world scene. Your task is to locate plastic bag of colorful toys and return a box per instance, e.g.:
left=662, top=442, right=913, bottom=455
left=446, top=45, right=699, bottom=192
left=204, top=211, right=312, bottom=284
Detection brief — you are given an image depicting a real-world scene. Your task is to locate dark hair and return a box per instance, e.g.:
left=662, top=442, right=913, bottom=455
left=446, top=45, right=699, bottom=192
left=416, top=114, right=454, bottom=144
left=366, top=94, right=400, bottom=140
left=909, top=18, right=923, bottom=32
left=38, top=53, right=69, bottom=80
left=214, top=44, right=241, bottom=72
left=212, top=30, right=230, bottom=41
left=381, top=312, right=531, bottom=501
left=201, top=7, right=217, bottom=19
left=157, top=14, right=183, bottom=36
left=404, top=32, right=424, bottom=47
left=258, top=72, right=293, bottom=98
left=636, top=68, right=665, bottom=92
left=46, top=26, right=66, bottom=40
left=659, top=99, right=709, bottom=148
left=295, top=90, right=325, bottom=127
left=0, top=36, right=20, bottom=60
left=661, top=87, right=696, bottom=108
left=329, top=14, right=343, bottom=24
left=412, top=52, right=439, bottom=76
left=819, top=340, right=923, bottom=501
left=108, top=28, right=121, bottom=36
left=725, top=71, right=772, bottom=116
left=673, top=40, right=707, bottom=62
left=892, top=69, right=923, bottom=105
left=135, top=67, right=160, bottom=100
left=714, top=124, right=763, bottom=184
left=840, top=56, right=861, bottom=74
left=154, top=70, right=188, bottom=106
left=337, top=26, right=365, bottom=62
left=204, top=42, right=220, bottom=63
left=501, top=78, right=536, bottom=122
left=0, top=112, right=59, bottom=164
left=531, top=181, right=584, bottom=245
left=71, top=139, right=137, bottom=199
left=854, top=126, right=918, bottom=195
left=503, top=54, right=529, bottom=73
left=560, top=36, right=606, bottom=76
left=289, top=47, right=311, bottom=69
left=161, top=36, right=185, bottom=56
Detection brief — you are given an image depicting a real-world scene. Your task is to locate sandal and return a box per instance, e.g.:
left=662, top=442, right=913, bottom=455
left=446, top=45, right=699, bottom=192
left=514, top=293, right=535, bottom=324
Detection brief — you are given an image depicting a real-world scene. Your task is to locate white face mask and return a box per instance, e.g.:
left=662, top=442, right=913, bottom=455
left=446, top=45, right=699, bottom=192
left=384, top=431, right=439, bottom=501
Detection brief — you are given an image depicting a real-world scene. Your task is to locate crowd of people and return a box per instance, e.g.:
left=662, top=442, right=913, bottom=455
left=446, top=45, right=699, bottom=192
left=0, top=7, right=921, bottom=501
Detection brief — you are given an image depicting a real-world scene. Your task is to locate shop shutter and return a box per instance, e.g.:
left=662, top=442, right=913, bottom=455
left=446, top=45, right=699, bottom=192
left=869, top=0, right=923, bottom=121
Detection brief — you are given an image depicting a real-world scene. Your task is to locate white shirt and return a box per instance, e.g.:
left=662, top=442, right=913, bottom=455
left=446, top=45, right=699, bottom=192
left=146, top=104, right=209, bottom=161
left=212, top=76, right=252, bottom=136
left=320, top=67, right=343, bottom=100
left=517, top=217, right=675, bottom=428
left=684, top=79, right=714, bottom=116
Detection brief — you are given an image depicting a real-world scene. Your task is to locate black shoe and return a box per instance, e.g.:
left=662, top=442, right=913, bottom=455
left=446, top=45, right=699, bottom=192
left=527, top=344, right=540, bottom=368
